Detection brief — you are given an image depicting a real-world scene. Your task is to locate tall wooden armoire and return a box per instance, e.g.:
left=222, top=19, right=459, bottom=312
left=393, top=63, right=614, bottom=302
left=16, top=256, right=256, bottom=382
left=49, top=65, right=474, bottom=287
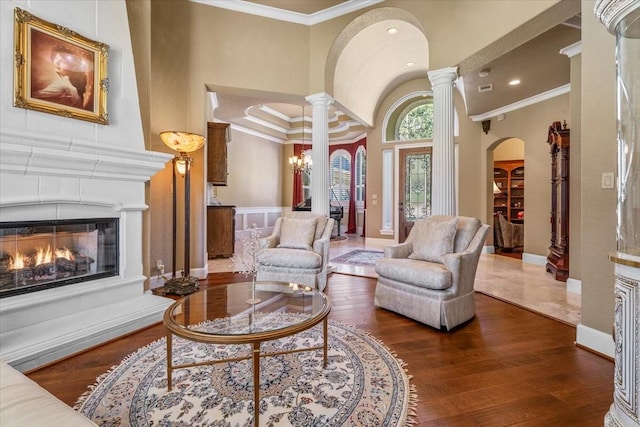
left=546, top=120, right=570, bottom=282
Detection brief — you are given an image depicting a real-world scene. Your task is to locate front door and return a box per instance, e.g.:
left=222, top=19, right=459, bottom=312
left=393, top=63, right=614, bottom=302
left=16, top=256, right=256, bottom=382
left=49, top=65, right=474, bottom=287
left=398, top=147, right=432, bottom=243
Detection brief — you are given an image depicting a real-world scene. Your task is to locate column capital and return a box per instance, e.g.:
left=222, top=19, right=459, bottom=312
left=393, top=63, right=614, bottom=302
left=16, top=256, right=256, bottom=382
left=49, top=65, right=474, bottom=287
left=306, top=92, right=335, bottom=107
left=428, top=66, right=458, bottom=87
left=595, top=0, right=640, bottom=34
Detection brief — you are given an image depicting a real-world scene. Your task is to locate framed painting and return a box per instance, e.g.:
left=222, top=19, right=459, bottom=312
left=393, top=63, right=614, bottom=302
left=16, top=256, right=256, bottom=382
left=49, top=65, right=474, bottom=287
left=13, top=8, right=109, bottom=125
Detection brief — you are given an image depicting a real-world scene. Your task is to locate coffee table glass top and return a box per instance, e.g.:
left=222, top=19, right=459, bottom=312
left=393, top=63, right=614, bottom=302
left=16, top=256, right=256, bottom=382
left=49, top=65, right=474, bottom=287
left=164, top=281, right=330, bottom=341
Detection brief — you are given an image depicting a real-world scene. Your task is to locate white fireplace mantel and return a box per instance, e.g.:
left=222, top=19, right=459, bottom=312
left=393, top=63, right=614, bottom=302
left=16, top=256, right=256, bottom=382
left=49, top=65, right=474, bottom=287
left=0, top=128, right=173, bottom=182
left=0, top=128, right=175, bottom=372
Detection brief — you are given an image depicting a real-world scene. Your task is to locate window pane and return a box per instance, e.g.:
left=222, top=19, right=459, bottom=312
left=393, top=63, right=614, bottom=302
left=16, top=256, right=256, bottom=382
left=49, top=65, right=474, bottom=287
left=330, top=152, right=351, bottom=203
left=398, top=103, right=434, bottom=141
left=405, top=152, right=431, bottom=220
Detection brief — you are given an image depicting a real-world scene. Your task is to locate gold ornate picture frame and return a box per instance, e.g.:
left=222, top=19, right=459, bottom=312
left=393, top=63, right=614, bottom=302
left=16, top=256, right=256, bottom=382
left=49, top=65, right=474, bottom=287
left=13, top=8, right=109, bottom=125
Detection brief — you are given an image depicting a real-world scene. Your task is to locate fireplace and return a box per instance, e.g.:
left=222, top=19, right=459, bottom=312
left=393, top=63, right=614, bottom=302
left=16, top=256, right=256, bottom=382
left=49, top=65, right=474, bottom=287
left=0, top=219, right=119, bottom=298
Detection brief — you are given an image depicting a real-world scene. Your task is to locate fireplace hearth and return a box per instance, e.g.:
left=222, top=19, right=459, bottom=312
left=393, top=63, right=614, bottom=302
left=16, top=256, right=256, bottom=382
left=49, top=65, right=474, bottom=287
left=0, top=219, right=118, bottom=298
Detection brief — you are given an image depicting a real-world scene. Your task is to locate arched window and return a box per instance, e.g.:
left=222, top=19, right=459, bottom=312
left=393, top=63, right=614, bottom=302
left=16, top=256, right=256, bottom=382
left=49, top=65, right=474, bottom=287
left=355, top=146, right=366, bottom=207
left=330, top=150, right=351, bottom=203
left=395, top=99, right=434, bottom=141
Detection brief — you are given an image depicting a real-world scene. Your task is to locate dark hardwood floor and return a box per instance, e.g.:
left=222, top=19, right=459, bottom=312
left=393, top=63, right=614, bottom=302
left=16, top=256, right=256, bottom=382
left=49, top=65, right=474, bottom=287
left=27, top=272, right=613, bottom=426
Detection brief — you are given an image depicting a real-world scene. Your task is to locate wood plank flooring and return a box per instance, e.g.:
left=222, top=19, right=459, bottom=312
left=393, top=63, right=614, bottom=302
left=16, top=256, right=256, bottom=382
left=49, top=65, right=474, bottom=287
left=27, top=272, right=613, bottom=426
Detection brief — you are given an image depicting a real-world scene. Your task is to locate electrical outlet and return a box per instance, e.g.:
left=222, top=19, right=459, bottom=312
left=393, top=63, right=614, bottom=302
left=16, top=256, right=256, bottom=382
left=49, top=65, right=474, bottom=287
left=155, top=259, right=164, bottom=275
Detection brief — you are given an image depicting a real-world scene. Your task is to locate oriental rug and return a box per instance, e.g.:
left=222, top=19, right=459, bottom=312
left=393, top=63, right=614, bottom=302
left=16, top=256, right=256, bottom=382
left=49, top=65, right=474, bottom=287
left=330, top=250, right=384, bottom=267
left=75, top=316, right=416, bottom=426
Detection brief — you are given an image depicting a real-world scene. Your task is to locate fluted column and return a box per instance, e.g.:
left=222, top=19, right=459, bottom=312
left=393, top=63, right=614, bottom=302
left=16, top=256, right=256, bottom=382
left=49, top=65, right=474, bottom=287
left=428, top=66, right=458, bottom=215
left=306, top=92, right=334, bottom=216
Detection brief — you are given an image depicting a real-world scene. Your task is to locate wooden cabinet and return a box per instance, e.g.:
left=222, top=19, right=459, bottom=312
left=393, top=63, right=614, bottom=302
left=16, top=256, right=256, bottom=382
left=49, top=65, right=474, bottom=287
left=546, top=121, right=570, bottom=282
left=207, top=122, right=229, bottom=186
left=493, top=160, right=525, bottom=223
left=207, top=205, right=235, bottom=258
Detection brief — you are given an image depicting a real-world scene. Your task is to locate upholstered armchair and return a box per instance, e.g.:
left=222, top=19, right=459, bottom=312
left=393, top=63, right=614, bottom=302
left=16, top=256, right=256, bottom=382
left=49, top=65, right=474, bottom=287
left=374, top=215, right=489, bottom=330
left=257, top=212, right=334, bottom=291
left=494, top=213, right=524, bottom=249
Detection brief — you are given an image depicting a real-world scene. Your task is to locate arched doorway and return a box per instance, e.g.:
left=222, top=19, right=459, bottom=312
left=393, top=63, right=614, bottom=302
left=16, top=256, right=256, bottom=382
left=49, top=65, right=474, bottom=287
left=490, top=137, right=525, bottom=258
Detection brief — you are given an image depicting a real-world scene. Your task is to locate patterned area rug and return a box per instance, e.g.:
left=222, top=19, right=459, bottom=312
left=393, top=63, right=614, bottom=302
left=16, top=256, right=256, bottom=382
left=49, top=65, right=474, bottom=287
left=330, top=250, right=384, bottom=266
left=75, top=315, right=416, bottom=426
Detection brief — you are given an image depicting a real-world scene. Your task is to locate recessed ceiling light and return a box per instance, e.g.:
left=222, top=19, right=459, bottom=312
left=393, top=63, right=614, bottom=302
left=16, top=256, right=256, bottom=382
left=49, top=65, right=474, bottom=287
left=386, top=27, right=399, bottom=34
left=405, top=62, right=415, bottom=68
left=509, top=79, right=521, bottom=86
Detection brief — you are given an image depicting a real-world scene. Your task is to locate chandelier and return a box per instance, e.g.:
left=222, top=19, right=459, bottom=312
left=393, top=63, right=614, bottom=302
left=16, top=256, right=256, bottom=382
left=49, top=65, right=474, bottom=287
left=289, top=106, right=312, bottom=174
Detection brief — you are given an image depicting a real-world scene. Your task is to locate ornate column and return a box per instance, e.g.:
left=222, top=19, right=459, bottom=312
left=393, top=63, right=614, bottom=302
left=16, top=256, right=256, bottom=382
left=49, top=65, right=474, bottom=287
left=306, top=92, right=334, bottom=216
left=595, top=1, right=640, bottom=426
left=427, top=67, right=458, bottom=215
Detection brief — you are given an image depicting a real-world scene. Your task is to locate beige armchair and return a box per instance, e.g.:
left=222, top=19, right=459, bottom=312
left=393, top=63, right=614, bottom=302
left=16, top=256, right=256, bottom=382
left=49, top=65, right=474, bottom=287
left=257, top=212, right=334, bottom=291
left=495, top=213, right=524, bottom=249
left=374, top=215, right=489, bottom=330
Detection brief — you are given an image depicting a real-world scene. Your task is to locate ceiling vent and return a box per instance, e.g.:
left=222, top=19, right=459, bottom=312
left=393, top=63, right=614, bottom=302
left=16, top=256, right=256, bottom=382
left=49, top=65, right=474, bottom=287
left=478, top=83, right=493, bottom=93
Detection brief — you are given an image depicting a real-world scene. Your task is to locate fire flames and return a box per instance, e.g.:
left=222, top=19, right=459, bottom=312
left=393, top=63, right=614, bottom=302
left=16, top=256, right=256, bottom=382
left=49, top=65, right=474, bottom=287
left=9, top=245, right=74, bottom=270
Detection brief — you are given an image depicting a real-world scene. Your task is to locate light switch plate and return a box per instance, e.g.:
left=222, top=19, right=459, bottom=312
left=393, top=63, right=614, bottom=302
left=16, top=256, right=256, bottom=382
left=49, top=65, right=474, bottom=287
left=602, top=172, right=614, bottom=189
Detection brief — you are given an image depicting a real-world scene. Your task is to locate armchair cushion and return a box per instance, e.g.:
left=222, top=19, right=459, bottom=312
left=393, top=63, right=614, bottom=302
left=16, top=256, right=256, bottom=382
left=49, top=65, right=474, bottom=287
left=375, top=258, right=452, bottom=290
left=409, top=216, right=458, bottom=262
left=259, top=247, right=322, bottom=269
left=277, top=217, right=317, bottom=250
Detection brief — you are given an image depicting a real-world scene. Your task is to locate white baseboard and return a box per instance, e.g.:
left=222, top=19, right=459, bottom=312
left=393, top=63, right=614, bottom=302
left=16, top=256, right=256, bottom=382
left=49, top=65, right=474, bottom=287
left=567, top=277, right=582, bottom=295
left=576, top=323, right=614, bottom=358
left=523, top=252, right=547, bottom=266
left=365, top=237, right=395, bottom=247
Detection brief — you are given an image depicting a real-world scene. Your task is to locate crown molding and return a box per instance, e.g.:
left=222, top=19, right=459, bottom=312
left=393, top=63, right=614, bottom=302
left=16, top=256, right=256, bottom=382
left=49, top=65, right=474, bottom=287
left=189, top=0, right=384, bottom=25
left=559, top=41, right=582, bottom=58
left=469, top=84, right=571, bottom=122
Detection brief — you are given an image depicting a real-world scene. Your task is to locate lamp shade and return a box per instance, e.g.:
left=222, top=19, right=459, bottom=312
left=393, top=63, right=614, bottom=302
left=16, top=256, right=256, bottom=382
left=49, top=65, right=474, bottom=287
left=160, top=131, right=205, bottom=153
left=493, top=181, right=502, bottom=194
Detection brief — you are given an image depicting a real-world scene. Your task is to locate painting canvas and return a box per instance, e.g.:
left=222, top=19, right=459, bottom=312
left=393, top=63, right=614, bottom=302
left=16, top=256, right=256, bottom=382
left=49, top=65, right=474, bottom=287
left=13, top=8, right=109, bottom=124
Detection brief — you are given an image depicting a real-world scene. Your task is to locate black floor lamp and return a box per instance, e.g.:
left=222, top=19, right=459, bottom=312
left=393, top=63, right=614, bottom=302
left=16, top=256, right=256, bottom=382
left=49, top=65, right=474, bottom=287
left=160, top=130, right=205, bottom=295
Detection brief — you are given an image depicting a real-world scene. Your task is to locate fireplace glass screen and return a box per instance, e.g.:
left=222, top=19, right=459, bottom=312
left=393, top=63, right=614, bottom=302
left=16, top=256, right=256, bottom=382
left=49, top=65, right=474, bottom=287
left=0, top=218, right=118, bottom=298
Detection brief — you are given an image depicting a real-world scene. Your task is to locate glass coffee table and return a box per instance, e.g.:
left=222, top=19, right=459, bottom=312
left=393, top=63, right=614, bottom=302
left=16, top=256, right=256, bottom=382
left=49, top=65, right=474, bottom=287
left=162, top=281, right=331, bottom=426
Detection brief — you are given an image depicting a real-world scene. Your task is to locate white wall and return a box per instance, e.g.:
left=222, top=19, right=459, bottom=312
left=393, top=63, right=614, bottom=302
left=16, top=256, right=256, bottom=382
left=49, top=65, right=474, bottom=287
left=0, top=0, right=172, bottom=371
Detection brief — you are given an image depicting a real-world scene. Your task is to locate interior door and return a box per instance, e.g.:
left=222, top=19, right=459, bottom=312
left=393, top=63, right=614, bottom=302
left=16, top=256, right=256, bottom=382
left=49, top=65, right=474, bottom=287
left=398, top=147, right=432, bottom=242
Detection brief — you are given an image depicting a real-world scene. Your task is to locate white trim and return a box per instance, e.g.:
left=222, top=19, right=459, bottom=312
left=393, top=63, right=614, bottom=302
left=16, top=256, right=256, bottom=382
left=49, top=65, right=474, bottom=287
left=243, top=115, right=290, bottom=134
left=230, top=124, right=284, bottom=143
left=560, top=41, right=582, bottom=58
left=522, top=252, right=547, bottom=266
left=566, top=277, right=582, bottom=295
left=260, top=105, right=291, bottom=122
left=393, top=141, right=434, bottom=241
left=382, top=91, right=433, bottom=143
left=576, top=323, right=614, bottom=358
left=366, top=237, right=395, bottom=247
left=0, top=128, right=172, bottom=182
left=381, top=149, right=393, bottom=233
left=190, top=0, right=384, bottom=25
left=470, top=84, right=571, bottom=122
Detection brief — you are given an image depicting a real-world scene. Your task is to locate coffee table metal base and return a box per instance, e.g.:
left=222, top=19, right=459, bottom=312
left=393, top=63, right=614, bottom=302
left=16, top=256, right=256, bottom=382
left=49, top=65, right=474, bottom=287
left=165, top=316, right=329, bottom=426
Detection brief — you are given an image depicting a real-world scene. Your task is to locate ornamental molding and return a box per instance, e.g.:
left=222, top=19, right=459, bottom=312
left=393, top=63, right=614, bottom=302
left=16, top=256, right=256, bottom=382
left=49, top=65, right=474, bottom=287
left=595, top=0, right=640, bottom=34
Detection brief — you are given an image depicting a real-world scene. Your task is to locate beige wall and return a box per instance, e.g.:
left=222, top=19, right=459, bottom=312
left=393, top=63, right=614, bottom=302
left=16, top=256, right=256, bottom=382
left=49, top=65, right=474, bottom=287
left=580, top=1, right=617, bottom=334
left=569, top=51, right=582, bottom=280
left=129, top=0, right=619, bottom=341
left=214, top=130, right=283, bottom=207
left=494, top=139, right=524, bottom=161
left=483, top=94, right=570, bottom=256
